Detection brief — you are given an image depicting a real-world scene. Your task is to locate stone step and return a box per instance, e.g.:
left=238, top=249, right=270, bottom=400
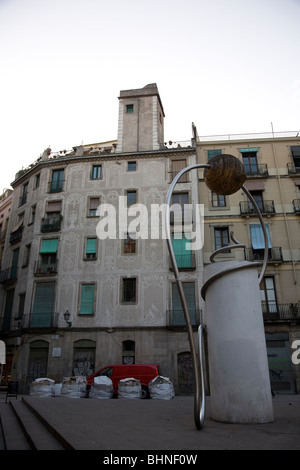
left=0, top=401, right=31, bottom=450
left=9, top=400, right=65, bottom=450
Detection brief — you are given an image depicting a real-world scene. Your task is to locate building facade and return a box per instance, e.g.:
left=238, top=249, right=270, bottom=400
left=197, top=132, right=300, bottom=394
left=0, top=84, right=204, bottom=394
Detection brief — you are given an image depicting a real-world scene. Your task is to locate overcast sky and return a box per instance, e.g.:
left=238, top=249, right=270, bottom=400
left=0, top=0, right=299, bottom=192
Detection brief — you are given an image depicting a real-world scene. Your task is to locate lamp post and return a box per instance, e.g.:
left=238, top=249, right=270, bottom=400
left=63, top=309, right=72, bottom=328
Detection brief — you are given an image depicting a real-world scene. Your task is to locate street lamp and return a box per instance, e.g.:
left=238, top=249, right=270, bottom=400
left=63, top=309, right=72, bottom=328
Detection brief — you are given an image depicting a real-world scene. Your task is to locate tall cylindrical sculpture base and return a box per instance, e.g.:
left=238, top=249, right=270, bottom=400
left=202, top=261, right=274, bottom=424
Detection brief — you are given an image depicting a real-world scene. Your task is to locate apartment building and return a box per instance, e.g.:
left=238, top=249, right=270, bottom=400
left=197, top=132, right=300, bottom=394
left=0, top=84, right=204, bottom=394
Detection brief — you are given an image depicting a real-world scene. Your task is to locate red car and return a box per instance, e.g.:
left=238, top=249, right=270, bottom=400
left=87, top=364, right=159, bottom=398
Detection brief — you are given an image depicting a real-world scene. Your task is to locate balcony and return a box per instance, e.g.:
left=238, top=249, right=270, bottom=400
left=240, top=200, right=275, bottom=216
left=169, top=253, right=196, bottom=270
left=9, top=226, right=23, bottom=245
left=41, top=216, right=62, bottom=232
left=287, top=162, right=300, bottom=174
left=244, top=247, right=283, bottom=263
left=293, top=199, right=300, bottom=214
left=34, top=260, right=58, bottom=276
left=0, top=266, right=17, bottom=284
left=48, top=180, right=64, bottom=193
left=22, top=313, right=59, bottom=329
left=262, top=303, right=300, bottom=322
left=167, top=309, right=201, bottom=328
left=244, top=163, right=269, bottom=177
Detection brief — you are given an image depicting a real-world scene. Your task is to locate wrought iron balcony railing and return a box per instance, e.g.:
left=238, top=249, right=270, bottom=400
left=169, top=253, right=196, bottom=270
left=34, top=260, right=58, bottom=276
left=166, top=309, right=201, bottom=327
left=244, top=163, right=269, bottom=177
left=244, top=247, right=283, bottom=263
left=293, top=199, right=300, bottom=213
left=287, top=162, right=300, bottom=174
left=40, top=217, right=62, bottom=232
left=262, top=302, right=300, bottom=321
left=0, top=266, right=18, bottom=284
left=22, top=313, right=59, bottom=329
left=9, top=226, right=23, bottom=244
left=240, top=200, right=275, bottom=216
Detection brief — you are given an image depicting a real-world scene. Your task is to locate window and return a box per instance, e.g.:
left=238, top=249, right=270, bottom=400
left=207, top=149, right=222, bottom=161
left=122, top=278, right=136, bottom=303
left=126, top=104, right=134, bottom=113
left=91, top=165, right=102, bottom=179
left=88, top=197, right=100, bottom=216
left=127, top=190, right=136, bottom=206
left=172, top=282, right=196, bottom=326
left=211, top=192, right=226, bottom=207
left=214, top=227, right=230, bottom=252
left=122, top=340, right=135, bottom=364
left=171, top=192, right=189, bottom=223
left=291, top=146, right=300, bottom=172
left=124, top=233, right=136, bottom=254
left=30, top=205, right=36, bottom=225
left=31, top=282, right=55, bottom=327
left=260, top=277, right=278, bottom=315
left=80, top=284, right=95, bottom=314
left=85, top=238, right=97, bottom=259
left=172, top=233, right=193, bottom=268
left=171, top=159, right=187, bottom=182
left=34, top=174, right=40, bottom=189
left=240, top=149, right=258, bottom=174
left=50, top=169, right=64, bottom=193
left=128, top=161, right=136, bottom=171
left=18, top=293, right=26, bottom=319
left=42, top=200, right=62, bottom=232
left=19, top=182, right=28, bottom=206
left=23, top=244, right=31, bottom=267
left=39, top=239, right=58, bottom=273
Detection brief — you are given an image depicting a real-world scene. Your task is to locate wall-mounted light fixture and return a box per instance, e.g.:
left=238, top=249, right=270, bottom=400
left=63, top=309, right=72, bottom=328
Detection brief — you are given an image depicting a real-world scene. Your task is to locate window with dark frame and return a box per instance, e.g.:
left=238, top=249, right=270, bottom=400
left=126, top=104, right=134, bottom=113
left=128, top=161, right=136, bottom=171
left=89, top=197, right=100, bottom=216
left=214, top=227, right=230, bottom=252
left=124, top=233, right=136, bottom=254
left=211, top=192, right=226, bottom=207
left=85, top=238, right=97, bottom=260
left=122, top=278, right=136, bottom=303
left=91, top=165, right=102, bottom=179
left=127, top=191, right=136, bottom=206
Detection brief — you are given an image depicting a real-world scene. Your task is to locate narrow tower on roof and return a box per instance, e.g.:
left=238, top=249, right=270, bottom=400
left=116, top=83, right=165, bottom=153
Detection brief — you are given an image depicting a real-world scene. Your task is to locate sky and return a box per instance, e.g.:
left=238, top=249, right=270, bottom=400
left=0, top=0, right=299, bottom=192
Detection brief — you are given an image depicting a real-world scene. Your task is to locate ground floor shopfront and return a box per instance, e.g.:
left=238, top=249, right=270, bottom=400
left=1, top=324, right=299, bottom=396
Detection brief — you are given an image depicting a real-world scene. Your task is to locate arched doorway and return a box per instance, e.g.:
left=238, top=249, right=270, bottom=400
left=26, top=340, right=49, bottom=391
left=73, top=340, right=95, bottom=377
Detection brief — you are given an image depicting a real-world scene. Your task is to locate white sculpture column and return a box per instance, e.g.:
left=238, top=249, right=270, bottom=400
left=202, top=260, right=274, bottom=423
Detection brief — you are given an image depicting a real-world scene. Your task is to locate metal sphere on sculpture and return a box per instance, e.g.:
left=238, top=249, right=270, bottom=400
left=204, top=154, right=246, bottom=195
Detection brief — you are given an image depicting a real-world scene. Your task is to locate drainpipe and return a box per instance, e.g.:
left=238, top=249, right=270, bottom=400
left=271, top=137, right=297, bottom=284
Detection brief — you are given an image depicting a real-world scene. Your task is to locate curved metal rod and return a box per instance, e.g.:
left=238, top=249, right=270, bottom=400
left=242, top=185, right=269, bottom=283
left=166, top=163, right=210, bottom=430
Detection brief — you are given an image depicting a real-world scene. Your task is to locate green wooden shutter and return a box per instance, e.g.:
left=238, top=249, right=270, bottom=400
left=31, top=282, right=55, bottom=327
left=172, top=234, right=192, bottom=268
left=80, top=285, right=95, bottom=314
left=40, top=239, right=58, bottom=253
left=86, top=238, right=97, bottom=254
left=172, top=282, right=196, bottom=325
